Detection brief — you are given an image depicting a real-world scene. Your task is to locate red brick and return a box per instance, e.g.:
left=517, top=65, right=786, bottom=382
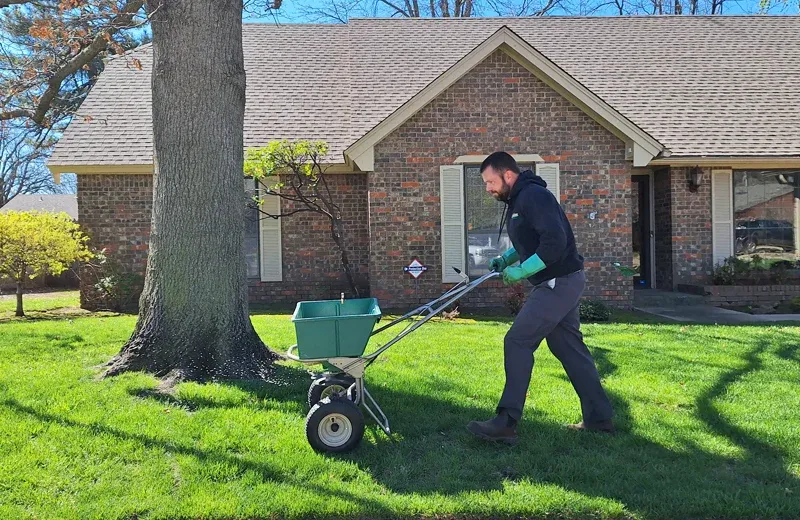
left=369, top=50, right=636, bottom=309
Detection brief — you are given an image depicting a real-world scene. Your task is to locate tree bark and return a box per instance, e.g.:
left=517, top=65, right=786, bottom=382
left=15, top=281, right=24, bottom=317
left=105, top=0, right=277, bottom=382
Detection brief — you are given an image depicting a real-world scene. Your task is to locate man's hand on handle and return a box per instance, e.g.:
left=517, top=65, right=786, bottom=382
left=489, top=247, right=519, bottom=273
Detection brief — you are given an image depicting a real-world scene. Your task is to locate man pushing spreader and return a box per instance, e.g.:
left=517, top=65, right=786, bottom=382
left=467, top=152, right=615, bottom=445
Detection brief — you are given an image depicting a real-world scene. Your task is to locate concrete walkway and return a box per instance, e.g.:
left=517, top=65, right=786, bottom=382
left=634, top=304, right=800, bottom=324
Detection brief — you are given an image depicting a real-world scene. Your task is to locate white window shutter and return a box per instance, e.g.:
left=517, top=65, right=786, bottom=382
left=258, top=177, right=283, bottom=282
left=535, top=163, right=560, bottom=201
left=711, top=169, right=734, bottom=266
left=440, top=164, right=465, bottom=283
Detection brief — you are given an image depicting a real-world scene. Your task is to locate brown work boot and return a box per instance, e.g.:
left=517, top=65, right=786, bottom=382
left=467, top=411, right=519, bottom=445
left=566, top=419, right=616, bottom=434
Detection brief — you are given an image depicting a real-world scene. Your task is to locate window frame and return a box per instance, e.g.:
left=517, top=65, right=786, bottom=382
left=243, top=177, right=261, bottom=280
left=732, top=169, right=799, bottom=259
left=462, top=163, right=534, bottom=279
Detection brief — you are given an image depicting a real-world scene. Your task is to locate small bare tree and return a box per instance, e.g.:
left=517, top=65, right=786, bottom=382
left=244, top=140, right=361, bottom=298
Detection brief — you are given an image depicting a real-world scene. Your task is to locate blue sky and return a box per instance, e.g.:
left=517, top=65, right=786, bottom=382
left=246, top=0, right=798, bottom=24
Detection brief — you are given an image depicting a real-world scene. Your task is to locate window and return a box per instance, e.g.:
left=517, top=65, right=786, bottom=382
left=733, top=170, right=799, bottom=260
left=463, top=164, right=532, bottom=277
left=244, top=178, right=261, bottom=278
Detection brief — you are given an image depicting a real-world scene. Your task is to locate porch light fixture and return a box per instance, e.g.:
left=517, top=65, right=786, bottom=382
left=689, top=166, right=704, bottom=191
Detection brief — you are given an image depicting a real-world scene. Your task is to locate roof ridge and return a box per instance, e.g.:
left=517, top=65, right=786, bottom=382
left=348, top=14, right=800, bottom=20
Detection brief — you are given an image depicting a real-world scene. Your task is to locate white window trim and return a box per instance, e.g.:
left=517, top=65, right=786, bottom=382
left=258, top=177, right=283, bottom=282
left=454, top=154, right=544, bottom=165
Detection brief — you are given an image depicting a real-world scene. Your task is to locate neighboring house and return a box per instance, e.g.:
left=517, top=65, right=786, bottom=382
left=0, top=194, right=78, bottom=220
left=46, top=17, right=800, bottom=310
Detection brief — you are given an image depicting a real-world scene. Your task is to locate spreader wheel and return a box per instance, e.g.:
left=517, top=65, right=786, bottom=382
left=305, top=398, right=365, bottom=453
left=307, top=375, right=356, bottom=408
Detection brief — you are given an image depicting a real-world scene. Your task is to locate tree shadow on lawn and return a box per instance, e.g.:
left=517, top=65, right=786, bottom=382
left=776, top=337, right=799, bottom=364
left=4, top=327, right=798, bottom=519
left=125, top=324, right=799, bottom=517
left=126, top=364, right=313, bottom=412
left=124, top=327, right=799, bottom=518
left=336, top=334, right=797, bottom=518
left=0, top=389, right=394, bottom=519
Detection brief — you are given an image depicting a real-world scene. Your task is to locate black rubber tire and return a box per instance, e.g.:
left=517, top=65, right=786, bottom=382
left=307, top=376, right=356, bottom=408
left=305, top=398, right=365, bottom=453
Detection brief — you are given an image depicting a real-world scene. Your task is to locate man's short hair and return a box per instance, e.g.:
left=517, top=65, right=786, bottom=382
left=480, top=151, right=520, bottom=175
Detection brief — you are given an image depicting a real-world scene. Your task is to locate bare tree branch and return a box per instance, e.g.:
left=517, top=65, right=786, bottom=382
left=532, top=0, right=558, bottom=15
left=253, top=205, right=316, bottom=219
left=379, top=0, right=411, bottom=15
left=0, top=0, right=146, bottom=125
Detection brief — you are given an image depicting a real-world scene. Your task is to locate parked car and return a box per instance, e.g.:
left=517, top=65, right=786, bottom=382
left=468, top=235, right=500, bottom=268
left=735, top=219, right=795, bottom=254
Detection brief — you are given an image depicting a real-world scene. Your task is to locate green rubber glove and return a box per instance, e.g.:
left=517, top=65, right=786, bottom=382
left=489, top=247, right=519, bottom=273
left=502, top=253, right=546, bottom=285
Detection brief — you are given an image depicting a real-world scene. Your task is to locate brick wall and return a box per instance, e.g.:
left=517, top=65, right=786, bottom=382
left=669, top=167, right=713, bottom=286
left=78, top=174, right=153, bottom=273
left=653, top=167, right=714, bottom=290
left=370, top=49, right=634, bottom=311
left=699, top=285, right=800, bottom=308
left=78, top=173, right=370, bottom=309
left=77, top=174, right=152, bottom=309
left=248, top=173, right=370, bottom=304
left=654, top=167, right=715, bottom=290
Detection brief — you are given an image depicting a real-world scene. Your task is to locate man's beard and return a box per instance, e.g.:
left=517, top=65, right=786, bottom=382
left=492, top=180, right=511, bottom=202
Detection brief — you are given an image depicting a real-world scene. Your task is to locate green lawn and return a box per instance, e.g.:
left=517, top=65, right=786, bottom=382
left=1, top=292, right=799, bottom=520
left=0, top=289, right=91, bottom=320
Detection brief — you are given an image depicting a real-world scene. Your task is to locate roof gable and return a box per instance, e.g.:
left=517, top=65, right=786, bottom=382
left=345, top=25, right=664, bottom=171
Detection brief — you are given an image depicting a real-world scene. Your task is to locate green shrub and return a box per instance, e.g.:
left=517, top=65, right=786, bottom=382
left=506, top=285, right=526, bottom=315
left=82, top=250, right=143, bottom=312
left=750, top=254, right=766, bottom=271
left=791, top=296, right=800, bottom=313
left=713, top=256, right=750, bottom=285
left=772, top=262, right=790, bottom=285
left=507, top=289, right=612, bottom=322
left=580, top=300, right=611, bottom=322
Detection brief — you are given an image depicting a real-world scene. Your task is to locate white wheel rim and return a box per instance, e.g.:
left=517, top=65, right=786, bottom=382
left=318, top=413, right=352, bottom=447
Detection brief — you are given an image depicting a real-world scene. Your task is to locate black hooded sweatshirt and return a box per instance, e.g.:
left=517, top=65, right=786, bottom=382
left=502, top=169, right=584, bottom=286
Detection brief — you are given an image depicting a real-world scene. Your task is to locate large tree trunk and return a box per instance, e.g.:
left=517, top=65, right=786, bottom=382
left=105, top=0, right=277, bottom=381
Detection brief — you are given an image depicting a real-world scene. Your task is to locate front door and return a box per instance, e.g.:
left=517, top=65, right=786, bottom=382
left=632, top=174, right=654, bottom=289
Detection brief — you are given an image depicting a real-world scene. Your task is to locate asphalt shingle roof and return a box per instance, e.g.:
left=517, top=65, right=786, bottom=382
left=48, top=16, right=800, bottom=167
left=0, top=194, right=78, bottom=220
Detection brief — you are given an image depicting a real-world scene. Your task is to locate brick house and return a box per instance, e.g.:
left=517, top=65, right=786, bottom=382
left=47, top=17, right=800, bottom=311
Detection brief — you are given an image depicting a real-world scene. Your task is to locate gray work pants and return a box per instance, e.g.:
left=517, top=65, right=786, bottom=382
left=497, top=269, right=614, bottom=424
